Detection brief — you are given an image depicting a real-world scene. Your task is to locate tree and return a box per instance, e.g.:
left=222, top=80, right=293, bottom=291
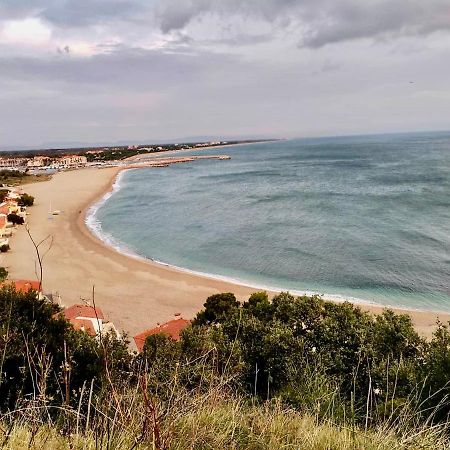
left=0, top=284, right=131, bottom=413
left=7, top=213, right=24, bottom=225
left=194, top=292, right=240, bottom=325
left=18, top=193, right=34, bottom=207
left=0, top=267, right=7, bottom=280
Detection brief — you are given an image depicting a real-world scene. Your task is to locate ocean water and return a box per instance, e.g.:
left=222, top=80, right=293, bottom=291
left=88, top=132, right=450, bottom=311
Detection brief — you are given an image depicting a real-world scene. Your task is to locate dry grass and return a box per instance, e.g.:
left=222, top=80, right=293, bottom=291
left=1, top=394, right=449, bottom=450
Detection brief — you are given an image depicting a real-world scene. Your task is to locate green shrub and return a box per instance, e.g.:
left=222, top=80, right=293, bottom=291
left=0, top=267, right=7, bottom=280
left=7, top=213, right=24, bottom=225
left=2, top=288, right=450, bottom=445
left=18, top=193, right=34, bottom=207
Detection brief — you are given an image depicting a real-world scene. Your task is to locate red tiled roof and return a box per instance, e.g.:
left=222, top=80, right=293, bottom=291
left=63, top=304, right=105, bottom=321
left=0, top=206, right=9, bottom=215
left=0, top=216, right=6, bottom=228
left=134, top=318, right=190, bottom=352
left=1, top=279, right=41, bottom=293
left=70, top=318, right=96, bottom=336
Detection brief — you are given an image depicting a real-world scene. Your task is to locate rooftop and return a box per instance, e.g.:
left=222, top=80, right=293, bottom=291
left=134, top=318, right=190, bottom=352
left=2, top=279, right=41, bottom=293
left=63, top=304, right=105, bottom=321
left=70, top=318, right=97, bottom=336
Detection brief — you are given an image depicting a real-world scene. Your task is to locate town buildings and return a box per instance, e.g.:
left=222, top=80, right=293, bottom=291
left=0, top=187, right=26, bottom=243
left=0, top=158, right=27, bottom=168
left=58, top=155, right=88, bottom=167
left=27, top=156, right=49, bottom=168
left=0, top=154, right=88, bottom=171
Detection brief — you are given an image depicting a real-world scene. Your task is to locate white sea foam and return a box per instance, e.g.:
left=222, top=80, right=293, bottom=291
left=85, top=170, right=141, bottom=260
left=83, top=167, right=439, bottom=315
left=86, top=181, right=382, bottom=308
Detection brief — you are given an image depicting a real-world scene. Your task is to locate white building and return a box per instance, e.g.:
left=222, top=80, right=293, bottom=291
left=0, top=158, right=27, bottom=168
left=26, top=156, right=48, bottom=168
left=59, top=155, right=88, bottom=167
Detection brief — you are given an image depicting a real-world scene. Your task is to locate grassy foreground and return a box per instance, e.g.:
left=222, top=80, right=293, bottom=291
left=2, top=288, right=450, bottom=449
left=2, top=395, right=448, bottom=450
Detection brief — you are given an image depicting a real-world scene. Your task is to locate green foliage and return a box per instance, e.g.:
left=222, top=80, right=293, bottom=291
left=0, top=170, right=50, bottom=186
left=0, top=189, right=9, bottom=202
left=18, top=193, right=34, bottom=207
left=0, top=286, right=131, bottom=415
left=7, top=213, right=24, bottom=225
left=0, top=171, right=29, bottom=186
left=2, top=287, right=450, bottom=447
left=194, top=292, right=240, bottom=325
left=0, top=170, right=24, bottom=179
left=0, top=267, right=7, bottom=280
left=0, top=244, right=10, bottom=253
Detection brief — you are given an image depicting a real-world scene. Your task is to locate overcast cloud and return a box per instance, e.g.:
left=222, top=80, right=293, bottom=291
left=0, top=0, right=449, bottom=148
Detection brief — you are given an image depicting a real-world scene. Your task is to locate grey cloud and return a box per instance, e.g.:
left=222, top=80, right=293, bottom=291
left=41, top=0, right=144, bottom=27
left=2, top=1, right=450, bottom=47
left=0, top=1, right=42, bottom=20
left=300, top=1, right=450, bottom=48
left=197, top=33, right=274, bottom=47
left=0, top=0, right=145, bottom=27
left=156, top=0, right=450, bottom=47
left=0, top=45, right=240, bottom=91
left=156, top=0, right=301, bottom=33
left=1, top=0, right=450, bottom=147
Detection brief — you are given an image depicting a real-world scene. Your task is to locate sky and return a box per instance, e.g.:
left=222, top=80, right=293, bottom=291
left=1, top=0, right=450, bottom=148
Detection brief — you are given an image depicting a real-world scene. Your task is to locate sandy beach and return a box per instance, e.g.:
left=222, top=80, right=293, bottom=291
left=5, top=166, right=450, bottom=339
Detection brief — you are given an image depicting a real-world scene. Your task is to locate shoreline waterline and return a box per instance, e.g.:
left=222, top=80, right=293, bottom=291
left=4, top=164, right=447, bottom=339
left=83, top=166, right=449, bottom=317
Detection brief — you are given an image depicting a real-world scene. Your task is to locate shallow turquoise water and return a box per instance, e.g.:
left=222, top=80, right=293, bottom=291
left=89, top=132, right=450, bottom=311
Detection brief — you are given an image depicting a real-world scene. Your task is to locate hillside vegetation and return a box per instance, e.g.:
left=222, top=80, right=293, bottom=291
left=0, top=170, right=50, bottom=186
left=1, top=287, right=450, bottom=449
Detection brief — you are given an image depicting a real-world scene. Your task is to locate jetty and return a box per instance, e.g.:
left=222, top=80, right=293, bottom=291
left=122, top=154, right=231, bottom=169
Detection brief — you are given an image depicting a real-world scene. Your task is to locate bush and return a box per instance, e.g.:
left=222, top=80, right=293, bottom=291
left=0, top=267, right=7, bottom=280
left=0, top=244, right=10, bottom=252
left=7, top=213, right=24, bottom=225
left=18, top=193, right=34, bottom=207
left=0, top=189, right=9, bottom=203
left=0, top=285, right=131, bottom=414
left=2, top=288, right=450, bottom=445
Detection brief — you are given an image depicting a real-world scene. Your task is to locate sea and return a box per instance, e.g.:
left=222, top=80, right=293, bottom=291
left=86, top=132, right=450, bottom=312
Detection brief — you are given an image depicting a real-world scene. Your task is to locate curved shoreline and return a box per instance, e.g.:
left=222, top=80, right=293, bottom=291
left=82, top=166, right=448, bottom=316
left=78, top=166, right=268, bottom=293
left=9, top=165, right=450, bottom=338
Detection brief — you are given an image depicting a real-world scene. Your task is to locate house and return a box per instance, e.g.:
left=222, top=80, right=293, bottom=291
left=0, top=158, right=27, bottom=168
left=11, top=279, right=41, bottom=293
left=26, top=156, right=48, bottom=168
left=0, top=214, right=13, bottom=237
left=4, top=201, right=19, bottom=214
left=59, top=304, right=119, bottom=338
left=5, top=191, right=21, bottom=201
left=0, top=215, right=7, bottom=238
left=133, top=317, right=190, bottom=353
left=1, top=279, right=45, bottom=300
left=0, top=200, right=22, bottom=230
left=59, top=155, right=88, bottom=167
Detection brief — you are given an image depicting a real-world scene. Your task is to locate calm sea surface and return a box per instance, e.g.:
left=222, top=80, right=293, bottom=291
left=89, top=132, right=450, bottom=311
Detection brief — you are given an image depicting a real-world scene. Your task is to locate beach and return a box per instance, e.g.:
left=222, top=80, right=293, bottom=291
left=5, top=166, right=450, bottom=339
